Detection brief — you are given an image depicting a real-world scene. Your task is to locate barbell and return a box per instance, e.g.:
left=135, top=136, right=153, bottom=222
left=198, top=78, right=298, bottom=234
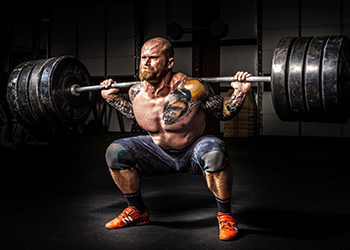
left=6, top=35, right=350, bottom=128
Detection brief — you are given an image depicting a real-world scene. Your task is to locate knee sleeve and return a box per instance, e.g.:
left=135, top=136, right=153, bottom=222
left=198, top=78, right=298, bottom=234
left=105, top=143, right=137, bottom=170
left=201, top=150, right=230, bottom=173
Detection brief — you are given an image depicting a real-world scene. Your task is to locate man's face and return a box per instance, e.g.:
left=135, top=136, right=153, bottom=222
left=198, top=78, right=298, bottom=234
left=139, top=42, right=170, bottom=82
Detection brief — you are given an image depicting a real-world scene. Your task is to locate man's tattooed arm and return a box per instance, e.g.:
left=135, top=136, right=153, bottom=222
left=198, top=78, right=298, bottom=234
left=107, top=94, right=135, bottom=119
left=129, top=84, right=141, bottom=102
left=106, top=84, right=141, bottom=120
left=222, top=91, right=246, bottom=119
left=204, top=82, right=247, bottom=121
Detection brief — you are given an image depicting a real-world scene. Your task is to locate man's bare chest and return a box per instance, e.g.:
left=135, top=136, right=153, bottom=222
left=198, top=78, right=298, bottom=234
left=133, top=88, right=202, bottom=130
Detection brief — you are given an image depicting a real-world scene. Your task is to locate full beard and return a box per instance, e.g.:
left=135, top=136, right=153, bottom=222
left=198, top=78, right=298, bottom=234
left=139, top=66, right=158, bottom=81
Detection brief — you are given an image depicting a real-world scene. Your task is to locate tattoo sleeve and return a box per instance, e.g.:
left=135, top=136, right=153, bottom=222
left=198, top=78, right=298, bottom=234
left=204, top=83, right=246, bottom=121
left=107, top=94, right=135, bottom=120
left=106, top=84, right=141, bottom=120
left=222, top=91, right=246, bottom=120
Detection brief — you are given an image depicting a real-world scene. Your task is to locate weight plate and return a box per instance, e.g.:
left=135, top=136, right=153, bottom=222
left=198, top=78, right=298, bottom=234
left=7, top=61, right=33, bottom=126
left=322, top=36, right=350, bottom=123
left=28, top=58, right=58, bottom=126
left=40, top=56, right=93, bottom=126
left=271, top=37, right=297, bottom=121
left=338, top=36, right=350, bottom=123
left=304, top=36, right=328, bottom=122
left=17, top=60, right=42, bottom=127
left=287, top=37, right=313, bottom=122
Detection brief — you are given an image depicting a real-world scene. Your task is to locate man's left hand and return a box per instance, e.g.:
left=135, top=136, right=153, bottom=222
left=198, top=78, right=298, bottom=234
left=230, top=71, right=252, bottom=93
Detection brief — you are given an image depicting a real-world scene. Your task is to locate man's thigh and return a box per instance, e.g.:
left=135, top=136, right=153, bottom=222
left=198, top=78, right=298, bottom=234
left=111, top=136, right=179, bottom=176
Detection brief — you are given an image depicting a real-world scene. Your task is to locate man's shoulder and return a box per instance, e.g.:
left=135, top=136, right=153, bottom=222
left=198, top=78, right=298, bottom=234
left=129, top=82, right=142, bottom=101
left=171, top=72, right=208, bottom=101
left=182, top=78, right=207, bottom=101
left=171, top=72, right=201, bottom=86
left=171, top=72, right=188, bottom=85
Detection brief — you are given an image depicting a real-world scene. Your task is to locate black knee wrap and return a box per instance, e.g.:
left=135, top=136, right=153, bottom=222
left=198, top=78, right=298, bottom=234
left=201, top=150, right=230, bottom=173
left=105, top=143, right=137, bottom=170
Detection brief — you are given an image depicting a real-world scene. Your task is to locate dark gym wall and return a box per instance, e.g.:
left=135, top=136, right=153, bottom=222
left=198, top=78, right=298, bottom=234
left=1, top=0, right=350, bottom=136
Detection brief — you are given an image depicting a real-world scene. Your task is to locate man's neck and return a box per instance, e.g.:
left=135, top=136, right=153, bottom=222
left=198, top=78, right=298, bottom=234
left=144, top=71, right=173, bottom=98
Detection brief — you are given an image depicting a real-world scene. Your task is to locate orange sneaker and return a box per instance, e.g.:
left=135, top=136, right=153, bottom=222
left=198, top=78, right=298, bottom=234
left=105, top=206, right=150, bottom=229
left=217, top=212, right=239, bottom=241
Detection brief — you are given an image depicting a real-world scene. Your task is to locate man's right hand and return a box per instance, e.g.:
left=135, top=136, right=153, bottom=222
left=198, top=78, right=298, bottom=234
left=100, top=78, right=120, bottom=101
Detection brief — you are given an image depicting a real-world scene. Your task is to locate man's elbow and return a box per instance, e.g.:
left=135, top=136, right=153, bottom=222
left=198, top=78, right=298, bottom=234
left=101, top=89, right=120, bottom=102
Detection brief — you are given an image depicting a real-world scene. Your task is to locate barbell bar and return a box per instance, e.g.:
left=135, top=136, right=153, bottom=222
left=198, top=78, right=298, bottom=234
left=71, top=76, right=272, bottom=96
left=6, top=35, right=350, bottom=128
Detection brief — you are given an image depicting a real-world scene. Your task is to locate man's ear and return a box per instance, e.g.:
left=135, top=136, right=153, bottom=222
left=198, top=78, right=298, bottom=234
left=168, top=58, right=174, bottom=69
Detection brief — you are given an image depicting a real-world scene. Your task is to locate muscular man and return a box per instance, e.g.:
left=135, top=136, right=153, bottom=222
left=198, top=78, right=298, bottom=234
left=101, top=37, right=251, bottom=241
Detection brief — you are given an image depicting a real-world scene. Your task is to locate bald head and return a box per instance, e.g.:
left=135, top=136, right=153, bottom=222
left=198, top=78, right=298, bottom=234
left=142, top=37, right=174, bottom=60
left=139, top=37, right=174, bottom=82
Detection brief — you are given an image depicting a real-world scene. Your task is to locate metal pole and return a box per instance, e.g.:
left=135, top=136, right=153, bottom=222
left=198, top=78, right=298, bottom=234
left=201, top=76, right=271, bottom=83
left=71, top=76, right=271, bottom=96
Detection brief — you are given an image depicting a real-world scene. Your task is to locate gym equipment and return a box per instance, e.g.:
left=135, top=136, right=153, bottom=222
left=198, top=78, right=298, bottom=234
left=6, top=36, right=350, bottom=128
left=7, top=56, right=93, bottom=127
left=271, top=36, right=350, bottom=123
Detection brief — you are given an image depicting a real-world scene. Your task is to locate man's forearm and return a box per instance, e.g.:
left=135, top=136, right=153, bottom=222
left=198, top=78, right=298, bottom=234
left=107, top=94, right=135, bottom=120
left=222, top=89, right=247, bottom=119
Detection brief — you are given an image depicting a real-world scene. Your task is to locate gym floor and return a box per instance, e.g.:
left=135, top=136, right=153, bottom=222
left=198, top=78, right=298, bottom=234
left=1, top=133, right=349, bottom=250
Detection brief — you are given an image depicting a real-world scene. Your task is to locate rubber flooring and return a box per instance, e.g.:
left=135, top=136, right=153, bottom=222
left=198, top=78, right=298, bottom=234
left=1, top=134, right=349, bottom=249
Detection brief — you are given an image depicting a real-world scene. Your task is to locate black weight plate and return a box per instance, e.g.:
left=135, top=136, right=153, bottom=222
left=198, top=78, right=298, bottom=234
left=17, top=60, right=43, bottom=127
left=304, top=36, right=328, bottom=122
left=322, top=36, right=350, bottom=123
left=7, top=61, right=33, bottom=126
left=287, top=37, right=313, bottom=122
left=28, top=57, right=58, bottom=126
left=338, top=36, right=350, bottom=123
left=271, top=37, right=297, bottom=121
left=40, top=56, right=93, bottom=126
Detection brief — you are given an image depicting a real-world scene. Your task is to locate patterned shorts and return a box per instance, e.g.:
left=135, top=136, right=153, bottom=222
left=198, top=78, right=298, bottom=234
left=108, top=134, right=229, bottom=176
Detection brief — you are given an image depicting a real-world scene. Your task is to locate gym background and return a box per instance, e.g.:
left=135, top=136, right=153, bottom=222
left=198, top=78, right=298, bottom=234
left=1, top=0, right=350, bottom=139
left=0, top=1, right=350, bottom=250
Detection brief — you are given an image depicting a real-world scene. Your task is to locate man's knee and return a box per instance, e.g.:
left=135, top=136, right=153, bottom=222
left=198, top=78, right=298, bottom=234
left=201, top=150, right=230, bottom=173
left=105, top=143, right=137, bottom=170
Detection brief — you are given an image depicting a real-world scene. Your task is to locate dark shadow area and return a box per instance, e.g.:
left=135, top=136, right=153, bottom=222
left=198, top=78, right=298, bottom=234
left=236, top=208, right=350, bottom=240
left=1, top=134, right=350, bottom=250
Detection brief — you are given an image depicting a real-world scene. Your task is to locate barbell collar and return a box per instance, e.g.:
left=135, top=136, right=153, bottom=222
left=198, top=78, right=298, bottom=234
left=71, top=76, right=271, bottom=96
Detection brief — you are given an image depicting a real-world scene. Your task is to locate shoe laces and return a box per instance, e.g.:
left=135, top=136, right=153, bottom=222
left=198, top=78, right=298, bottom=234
left=116, top=207, right=133, bottom=220
left=220, top=219, right=237, bottom=231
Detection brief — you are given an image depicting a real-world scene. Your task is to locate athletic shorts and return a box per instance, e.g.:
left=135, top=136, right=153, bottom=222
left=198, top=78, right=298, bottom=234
left=109, top=134, right=229, bottom=176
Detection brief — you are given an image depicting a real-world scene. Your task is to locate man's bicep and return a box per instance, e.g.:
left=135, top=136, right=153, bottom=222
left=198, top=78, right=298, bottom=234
left=203, top=82, right=226, bottom=120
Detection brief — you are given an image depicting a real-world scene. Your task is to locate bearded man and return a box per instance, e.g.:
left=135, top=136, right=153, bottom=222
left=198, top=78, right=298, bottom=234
left=100, top=37, right=251, bottom=241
